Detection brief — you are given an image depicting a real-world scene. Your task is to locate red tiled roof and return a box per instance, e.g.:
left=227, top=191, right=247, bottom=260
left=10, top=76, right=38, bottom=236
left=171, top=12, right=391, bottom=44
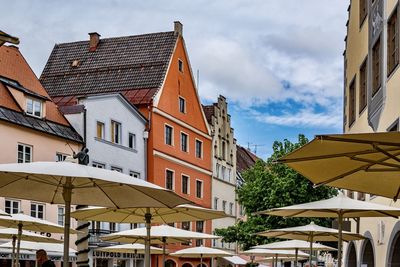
left=236, top=145, right=261, bottom=173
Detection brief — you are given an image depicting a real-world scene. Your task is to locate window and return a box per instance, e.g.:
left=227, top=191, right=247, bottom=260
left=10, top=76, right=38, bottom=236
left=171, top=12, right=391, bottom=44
left=129, top=171, right=140, bottom=179
left=229, top=202, right=234, bottom=216
left=360, top=0, right=367, bottom=26
left=179, top=97, right=186, bottom=113
left=5, top=199, right=20, bottom=214
left=31, top=203, right=44, bottom=219
left=216, top=163, right=220, bottom=178
left=388, top=8, right=399, bottom=76
left=111, top=166, right=122, bottom=172
left=196, top=180, right=203, bottom=198
left=56, top=153, right=67, bottom=162
left=358, top=192, right=366, bottom=201
left=17, top=144, right=32, bottom=163
left=165, top=125, right=173, bottom=146
left=128, top=133, right=136, bottom=149
left=58, top=206, right=65, bottom=226
left=180, top=132, right=188, bottom=152
left=221, top=166, right=226, bottom=180
left=182, top=175, right=189, bottom=194
left=239, top=205, right=244, bottom=216
left=214, top=197, right=218, bottom=210
left=227, top=168, right=231, bottom=182
left=109, top=222, right=117, bottom=232
left=195, top=140, right=203, bottom=158
left=181, top=221, right=191, bottom=245
left=178, top=59, right=184, bottom=72
left=359, top=58, right=367, bottom=112
left=222, top=200, right=227, bottom=213
left=166, top=170, right=174, bottom=190
left=372, top=37, right=381, bottom=96
left=196, top=221, right=204, bottom=246
left=26, top=98, right=42, bottom=118
left=222, top=141, right=226, bottom=160
left=349, top=78, right=356, bottom=126
left=92, top=162, right=105, bottom=168
left=111, top=120, right=121, bottom=144
left=96, top=121, right=104, bottom=139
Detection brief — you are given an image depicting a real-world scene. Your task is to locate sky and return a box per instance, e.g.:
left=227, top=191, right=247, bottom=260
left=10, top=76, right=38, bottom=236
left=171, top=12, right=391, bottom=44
left=2, top=0, right=349, bottom=159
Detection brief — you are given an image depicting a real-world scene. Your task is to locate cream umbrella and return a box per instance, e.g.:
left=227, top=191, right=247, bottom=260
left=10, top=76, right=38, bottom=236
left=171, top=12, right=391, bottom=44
left=252, top=240, right=336, bottom=267
left=242, top=248, right=309, bottom=267
left=255, top=192, right=400, bottom=267
left=101, top=225, right=220, bottom=267
left=0, top=240, right=77, bottom=254
left=257, top=222, right=364, bottom=266
left=96, top=244, right=164, bottom=267
left=170, top=246, right=232, bottom=267
left=0, top=213, right=77, bottom=267
left=0, top=161, right=191, bottom=267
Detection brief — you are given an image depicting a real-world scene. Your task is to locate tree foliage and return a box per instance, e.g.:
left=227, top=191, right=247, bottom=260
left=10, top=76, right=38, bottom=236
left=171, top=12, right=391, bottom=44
left=215, top=134, right=337, bottom=250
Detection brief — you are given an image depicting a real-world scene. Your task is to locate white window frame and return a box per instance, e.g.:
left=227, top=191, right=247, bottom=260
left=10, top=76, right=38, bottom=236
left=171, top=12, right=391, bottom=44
left=26, top=97, right=42, bottom=118
left=195, top=139, right=203, bottom=159
left=180, top=131, right=189, bottom=152
left=165, top=169, right=175, bottom=190
left=195, top=179, right=203, bottom=199
left=57, top=206, right=65, bottom=226
left=181, top=174, right=190, bottom=194
left=128, top=133, right=137, bottom=149
left=179, top=96, right=186, bottom=113
left=129, top=171, right=141, bottom=179
left=96, top=121, right=105, bottom=139
left=56, top=152, right=68, bottom=162
left=17, top=143, right=32, bottom=163
left=164, top=124, right=174, bottom=146
left=5, top=199, right=20, bottom=214
left=31, top=202, right=45, bottom=219
left=92, top=161, right=106, bottom=168
left=111, top=120, right=122, bottom=144
left=111, top=166, right=123, bottom=172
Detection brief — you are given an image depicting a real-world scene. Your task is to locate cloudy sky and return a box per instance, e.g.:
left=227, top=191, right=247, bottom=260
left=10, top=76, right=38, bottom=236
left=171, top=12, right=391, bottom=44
left=2, top=0, right=349, bottom=158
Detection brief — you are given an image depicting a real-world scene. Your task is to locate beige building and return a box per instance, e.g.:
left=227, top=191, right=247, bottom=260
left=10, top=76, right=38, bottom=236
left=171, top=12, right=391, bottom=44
left=343, top=0, right=400, bottom=266
left=203, top=96, right=238, bottom=256
left=0, top=45, right=82, bottom=265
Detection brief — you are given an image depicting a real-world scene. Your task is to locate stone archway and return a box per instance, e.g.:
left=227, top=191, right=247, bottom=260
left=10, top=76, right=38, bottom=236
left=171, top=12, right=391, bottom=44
left=346, top=242, right=357, bottom=267
left=165, top=260, right=177, bottom=267
left=361, top=238, right=375, bottom=267
left=389, top=232, right=400, bottom=267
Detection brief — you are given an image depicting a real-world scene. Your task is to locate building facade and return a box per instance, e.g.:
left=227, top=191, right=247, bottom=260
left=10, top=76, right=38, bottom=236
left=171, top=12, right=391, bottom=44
left=0, top=45, right=83, bottom=266
left=344, top=0, right=400, bottom=266
left=40, top=22, right=213, bottom=267
left=202, top=96, right=237, bottom=254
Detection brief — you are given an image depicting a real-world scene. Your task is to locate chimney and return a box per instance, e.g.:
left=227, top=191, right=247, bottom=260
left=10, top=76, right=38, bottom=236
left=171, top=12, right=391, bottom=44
left=174, top=21, right=183, bottom=36
left=88, top=32, right=101, bottom=52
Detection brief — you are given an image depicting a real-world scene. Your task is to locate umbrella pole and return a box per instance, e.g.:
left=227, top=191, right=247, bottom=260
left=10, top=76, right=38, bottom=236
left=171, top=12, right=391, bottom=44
left=15, top=222, right=22, bottom=267
left=200, top=254, right=203, bottom=267
left=145, top=209, right=152, bottom=267
left=62, top=177, right=73, bottom=267
left=338, top=212, right=343, bottom=267
left=295, top=248, right=298, bottom=267
left=11, top=235, right=16, bottom=267
left=162, top=237, right=166, bottom=267
left=134, top=249, right=137, bottom=267
left=309, top=232, right=314, bottom=267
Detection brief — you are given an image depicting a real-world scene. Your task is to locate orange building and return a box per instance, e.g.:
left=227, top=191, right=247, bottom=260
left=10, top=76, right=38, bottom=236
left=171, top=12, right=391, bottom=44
left=41, top=22, right=213, bottom=267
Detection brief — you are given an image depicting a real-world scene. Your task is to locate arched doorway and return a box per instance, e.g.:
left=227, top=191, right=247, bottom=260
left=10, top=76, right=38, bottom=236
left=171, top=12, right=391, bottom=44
left=165, top=260, right=176, bottom=267
left=196, top=264, right=207, bottom=267
left=346, top=242, right=357, bottom=267
left=389, top=232, right=400, bottom=267
left=361, top=239, right=374, bottom=266
left=182, top=264, right=193, bottom=267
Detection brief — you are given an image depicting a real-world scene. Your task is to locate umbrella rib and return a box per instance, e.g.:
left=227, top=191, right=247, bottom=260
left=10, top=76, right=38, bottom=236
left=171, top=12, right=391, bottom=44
left=373, top=145, right=400, bottom=163
left=350, top=156, right=400, bottom=169
left=316, top=135, right=400, bottom=147
left=125, top=184, right=174, bottom=208
left=92, top=180, right=120, bottom=209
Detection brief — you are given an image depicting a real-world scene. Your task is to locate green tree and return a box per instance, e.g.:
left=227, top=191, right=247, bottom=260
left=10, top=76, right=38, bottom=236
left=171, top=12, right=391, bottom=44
left=215, top=134, right=337, bottom=250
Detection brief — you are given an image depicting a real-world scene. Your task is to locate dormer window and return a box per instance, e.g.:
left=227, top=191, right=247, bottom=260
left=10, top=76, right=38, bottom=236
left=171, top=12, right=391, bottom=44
left=26, top=98, right=42, bottom=118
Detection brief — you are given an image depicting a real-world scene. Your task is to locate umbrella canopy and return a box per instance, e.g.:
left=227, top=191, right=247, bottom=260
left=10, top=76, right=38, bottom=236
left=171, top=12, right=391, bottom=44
left=223, top=256, right=247, bottom=265
left=253, top=240, right=336, bottom=251
left=0, top=228, right=62, bottom=243
left=96, top=243, right=164, bottom=254
left=0, top=161, right=190, bottom=267
left=278, top=132, right=400, bottom=200
left=101, top=224, right=220, bottom=244
left=71, top=204, right=226, bottom=223
left=170, top=246, right=233, bottom=258
left=242, top=248, right=309, bottom=258
left=0, top=240, right=76, bottom=254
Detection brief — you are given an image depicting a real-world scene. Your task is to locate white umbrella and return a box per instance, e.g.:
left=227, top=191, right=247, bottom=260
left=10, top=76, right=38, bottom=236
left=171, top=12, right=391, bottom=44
left=0, top=240, right=77, bottom=254
left=252, top=240, right=336, bottom=266
left=257, top=222, right=364, bottom=266
left=0, top=161, right=190, bottom=267
left=102, top=225, right=220, bottom=266
left=256, top=192, right=400, bottom=266
left=170, top=246, right=232, bottom=266
left=242, top=248, right=309, bottom=267
left=223, top=255, right=247, bottom=266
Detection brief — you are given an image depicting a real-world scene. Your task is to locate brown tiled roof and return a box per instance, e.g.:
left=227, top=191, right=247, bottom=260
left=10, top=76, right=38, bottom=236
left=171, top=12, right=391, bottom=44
left=202, top=104, right=215, bottom=124
left=40, top=31, right=178, bottom=100
left=236, top=145, right=261, bottom=173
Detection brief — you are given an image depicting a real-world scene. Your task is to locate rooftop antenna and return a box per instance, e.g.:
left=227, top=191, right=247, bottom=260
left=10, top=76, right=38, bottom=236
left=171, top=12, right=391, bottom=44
left=197, top=69, right=200, bottom=91
left=247, top=143, right=266, bottom=155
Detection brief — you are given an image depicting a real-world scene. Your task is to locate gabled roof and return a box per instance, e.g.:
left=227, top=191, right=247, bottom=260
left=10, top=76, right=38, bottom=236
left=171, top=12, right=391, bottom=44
left=40, top=31, right=178, bottom=101
left=236, top=145, right=261, bottom=173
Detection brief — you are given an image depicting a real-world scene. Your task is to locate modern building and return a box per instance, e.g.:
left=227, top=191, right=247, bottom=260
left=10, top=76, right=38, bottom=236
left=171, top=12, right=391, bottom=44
left=40, top=22, right=213, bottom=267
left=343, top=0, right=400, bottom=266
left=202, top=96, right=238, bottom=255
left=0, top=45, right=83, bottom=266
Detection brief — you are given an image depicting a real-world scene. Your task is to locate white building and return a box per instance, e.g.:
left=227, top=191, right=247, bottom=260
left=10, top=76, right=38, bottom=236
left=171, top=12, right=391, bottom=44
left=203, top=96, right=237, bottom=254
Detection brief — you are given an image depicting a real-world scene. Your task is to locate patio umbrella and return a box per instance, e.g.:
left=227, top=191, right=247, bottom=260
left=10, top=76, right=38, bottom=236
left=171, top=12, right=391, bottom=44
left=256, top=222, right=364, bottom=267
left=242, top=248, right=309, bottom=267
left=256, top=192, right=400, bottom=267
left=101, top=224, right=220, bottom=267
left=252, top=240, right=336, bottom=267
left=277, top=132, right=400, bottom=200
left=170, top=246, right=232, bottom=267
left=0, top=213, right=76, bottom=267
left=96, top=243, right=164, bottom=267
left=0, top=161, right=191, bottom=267
left=0, top=240, right=77, bottom=254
